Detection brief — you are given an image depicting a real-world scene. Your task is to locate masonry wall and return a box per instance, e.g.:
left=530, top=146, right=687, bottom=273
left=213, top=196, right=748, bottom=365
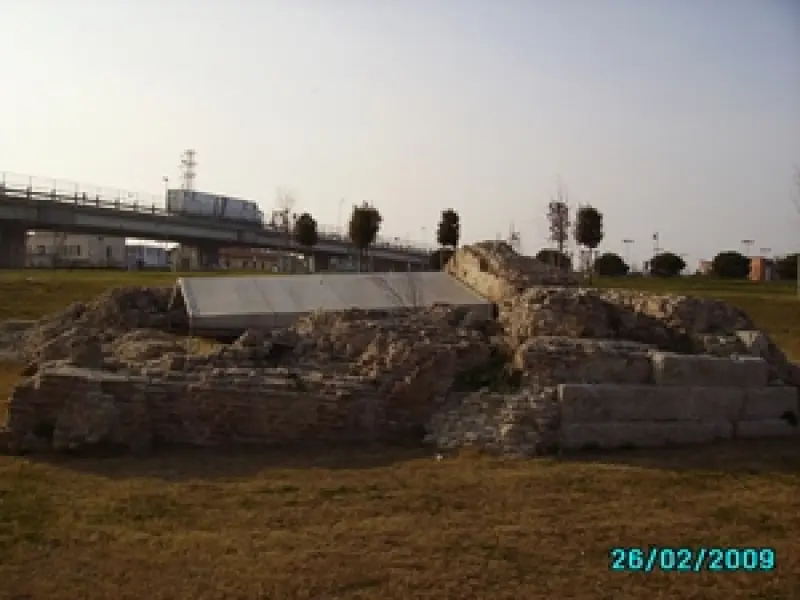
left=557, top=383, right=799, bottom=450
left=4, top=368, right=387, bottom=453
left=427, top=350, right=800, bottom=456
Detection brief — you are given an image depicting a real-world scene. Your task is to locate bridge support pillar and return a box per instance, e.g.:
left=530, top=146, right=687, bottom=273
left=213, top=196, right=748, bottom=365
left=312, top=252, right=330, bottom=272
left=196, top=244, right=220, bottom=270
left=0, top=222, right=27, bottom=269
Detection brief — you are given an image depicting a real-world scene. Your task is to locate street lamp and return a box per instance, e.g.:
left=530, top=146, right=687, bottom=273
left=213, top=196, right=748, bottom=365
left=741, top=239, right=754, bottom=257
left=623, top=238, right=634, bottom=266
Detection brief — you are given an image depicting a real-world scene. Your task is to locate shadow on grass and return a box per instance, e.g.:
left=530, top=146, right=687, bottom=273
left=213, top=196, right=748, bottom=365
left=560, top=438, right=800, bottom=476
left=27, top=443, right=436, bottom=482
left=21, top=437, right=800, bottom=483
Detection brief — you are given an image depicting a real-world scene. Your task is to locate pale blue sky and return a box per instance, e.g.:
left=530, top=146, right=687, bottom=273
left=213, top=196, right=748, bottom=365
left=1, top=0, right=798, bottom=268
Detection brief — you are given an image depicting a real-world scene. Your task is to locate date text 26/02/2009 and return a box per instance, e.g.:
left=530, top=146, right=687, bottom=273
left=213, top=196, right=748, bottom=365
left=609, top=547, right=776, bottom=573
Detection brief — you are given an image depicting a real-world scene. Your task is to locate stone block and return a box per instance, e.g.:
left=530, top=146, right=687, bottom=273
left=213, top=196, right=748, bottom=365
left=515, top=338, right=653, bottom=385
left=558, top=384, right=744, bottom=423
left=559, top=421, right=733, bottom=451
left=741, top=387, right=798, bottom=421
left=650, top=352, right=768, bottom=388
left=736, top=419, right=800, bottom=439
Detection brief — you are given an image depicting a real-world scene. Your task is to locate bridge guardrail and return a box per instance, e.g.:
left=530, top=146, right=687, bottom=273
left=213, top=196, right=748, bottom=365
left=0, top=171, right=435, bottom=255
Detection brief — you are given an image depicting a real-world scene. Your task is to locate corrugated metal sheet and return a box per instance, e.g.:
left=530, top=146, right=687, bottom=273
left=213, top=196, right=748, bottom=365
left=175, top=271, right=492, bottom=333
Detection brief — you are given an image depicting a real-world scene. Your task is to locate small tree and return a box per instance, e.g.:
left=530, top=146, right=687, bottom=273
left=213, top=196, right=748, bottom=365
left=436, top=209, right=460, bottom=269
left=347, top=201, right=382, bottom=272
left=273, top=188, right=297, bottom=272
left=535, top=248, right=572, bottom=271
left=594, top=252, right=629, bottom=277
left=574, top=205, right=604, bottom=282
left=436, top=209, right=460, bottom=248
left=711, top=251, right=750, bottom=279
left=649, top=252, right=686, bottom=277
left=547, top=180, right=571, bottom=257
left=776, top=254, right=798, bottom=280
left=293, top=212, right=319, bottom=272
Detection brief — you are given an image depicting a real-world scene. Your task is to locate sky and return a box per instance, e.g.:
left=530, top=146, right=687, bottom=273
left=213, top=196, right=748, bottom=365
left=1, top=0, right=799, bottom=268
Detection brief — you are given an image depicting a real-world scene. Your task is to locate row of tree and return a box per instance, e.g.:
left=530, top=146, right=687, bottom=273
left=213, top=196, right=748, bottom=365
left=534, top=248, right=686, bottom=277
left=289, top=193, right=800, bottom=280
left=288, top=202, right=462, bottom=271
left=706, top=251, right=798, bottom=280
left=546, top=183, right=605, bottom=281
left=534, top=248, right=800, bottom=280
left=290, top=202, right=384, bottom=271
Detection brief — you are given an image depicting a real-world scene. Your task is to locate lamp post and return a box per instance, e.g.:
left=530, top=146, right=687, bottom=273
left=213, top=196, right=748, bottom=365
left=623, top=238, right=634, bottom=267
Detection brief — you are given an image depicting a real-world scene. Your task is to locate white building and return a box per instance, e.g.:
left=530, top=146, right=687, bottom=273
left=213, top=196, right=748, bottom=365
left=26, top=232, right=127, bottom=268
left=126, top=243, right=171, bottom=269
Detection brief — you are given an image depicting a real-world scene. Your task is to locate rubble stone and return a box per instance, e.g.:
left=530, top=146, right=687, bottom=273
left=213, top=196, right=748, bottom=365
left=2, top=241, right=799, bottom=456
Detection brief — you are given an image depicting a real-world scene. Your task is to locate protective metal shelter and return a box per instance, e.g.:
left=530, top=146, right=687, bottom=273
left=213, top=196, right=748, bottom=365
left=170, top=271, right=492, bottom=335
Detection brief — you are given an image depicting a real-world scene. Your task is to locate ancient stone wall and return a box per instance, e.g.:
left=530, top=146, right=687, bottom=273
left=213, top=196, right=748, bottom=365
left=3, top=367, right=386, bottom=453
left=427, top=352, right=800, bottom=456
left=445, top=240, right=579, bottom=303
left=4, top=242, right=800, bottom=457
left=2, top=303, right=494, bottom=453
left=447, top=242, right=796, bottom=385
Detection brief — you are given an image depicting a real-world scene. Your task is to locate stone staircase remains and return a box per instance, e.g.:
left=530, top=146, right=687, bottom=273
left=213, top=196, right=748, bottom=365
left=427, top=344, right=799, bottom=455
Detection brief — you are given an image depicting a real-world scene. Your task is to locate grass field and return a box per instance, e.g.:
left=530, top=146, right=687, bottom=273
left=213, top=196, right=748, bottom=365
left=1, top=270, right=799, bottom=599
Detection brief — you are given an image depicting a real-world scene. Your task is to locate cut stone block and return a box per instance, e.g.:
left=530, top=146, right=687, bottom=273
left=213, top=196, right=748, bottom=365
left=650, top=352, right=768, bottom=388
left=736, top=419, right=800, bottom=439
left=559, top=421, right=733, bottom=451
left=741, top=387, right=799, bottom=421
left=558, top=384, right=745, bottom=423
left=514, top=337, right=654, bottom=385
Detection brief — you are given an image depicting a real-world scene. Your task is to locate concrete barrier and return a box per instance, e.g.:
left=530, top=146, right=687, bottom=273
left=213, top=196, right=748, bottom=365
left=557, top=384, right=745, bottom=423
left=650, top=352, right=768, bottom=388
left=560, top=421, right=733, bottom=450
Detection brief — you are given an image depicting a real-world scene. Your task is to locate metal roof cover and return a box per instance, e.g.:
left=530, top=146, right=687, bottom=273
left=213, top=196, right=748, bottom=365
left=175, top=271, right=491, bottom=332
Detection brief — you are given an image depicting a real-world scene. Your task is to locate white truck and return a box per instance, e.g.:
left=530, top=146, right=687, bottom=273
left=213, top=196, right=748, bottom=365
left=166, top=190, right=264, bottom=226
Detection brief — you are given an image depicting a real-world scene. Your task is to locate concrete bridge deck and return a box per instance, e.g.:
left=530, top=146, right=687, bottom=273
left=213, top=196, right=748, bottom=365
left=0, top=172, right=431, bottom=269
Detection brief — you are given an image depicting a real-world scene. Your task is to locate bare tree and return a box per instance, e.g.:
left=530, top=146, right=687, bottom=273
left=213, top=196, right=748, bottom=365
left=546, top=179, right=571, bottom=268
left=275, top=188, right=296, bottom=213
left=274, top=188, right=297, bottom=273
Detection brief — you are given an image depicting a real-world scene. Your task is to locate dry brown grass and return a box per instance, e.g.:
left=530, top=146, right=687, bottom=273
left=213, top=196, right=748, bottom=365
left=1, top=443, right=799, bottom=599
left=0, top=272, right=799, bottom=598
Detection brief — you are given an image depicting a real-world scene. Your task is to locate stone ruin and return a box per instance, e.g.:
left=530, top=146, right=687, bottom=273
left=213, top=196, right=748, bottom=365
left=1, top=239, right=798, bottom=456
